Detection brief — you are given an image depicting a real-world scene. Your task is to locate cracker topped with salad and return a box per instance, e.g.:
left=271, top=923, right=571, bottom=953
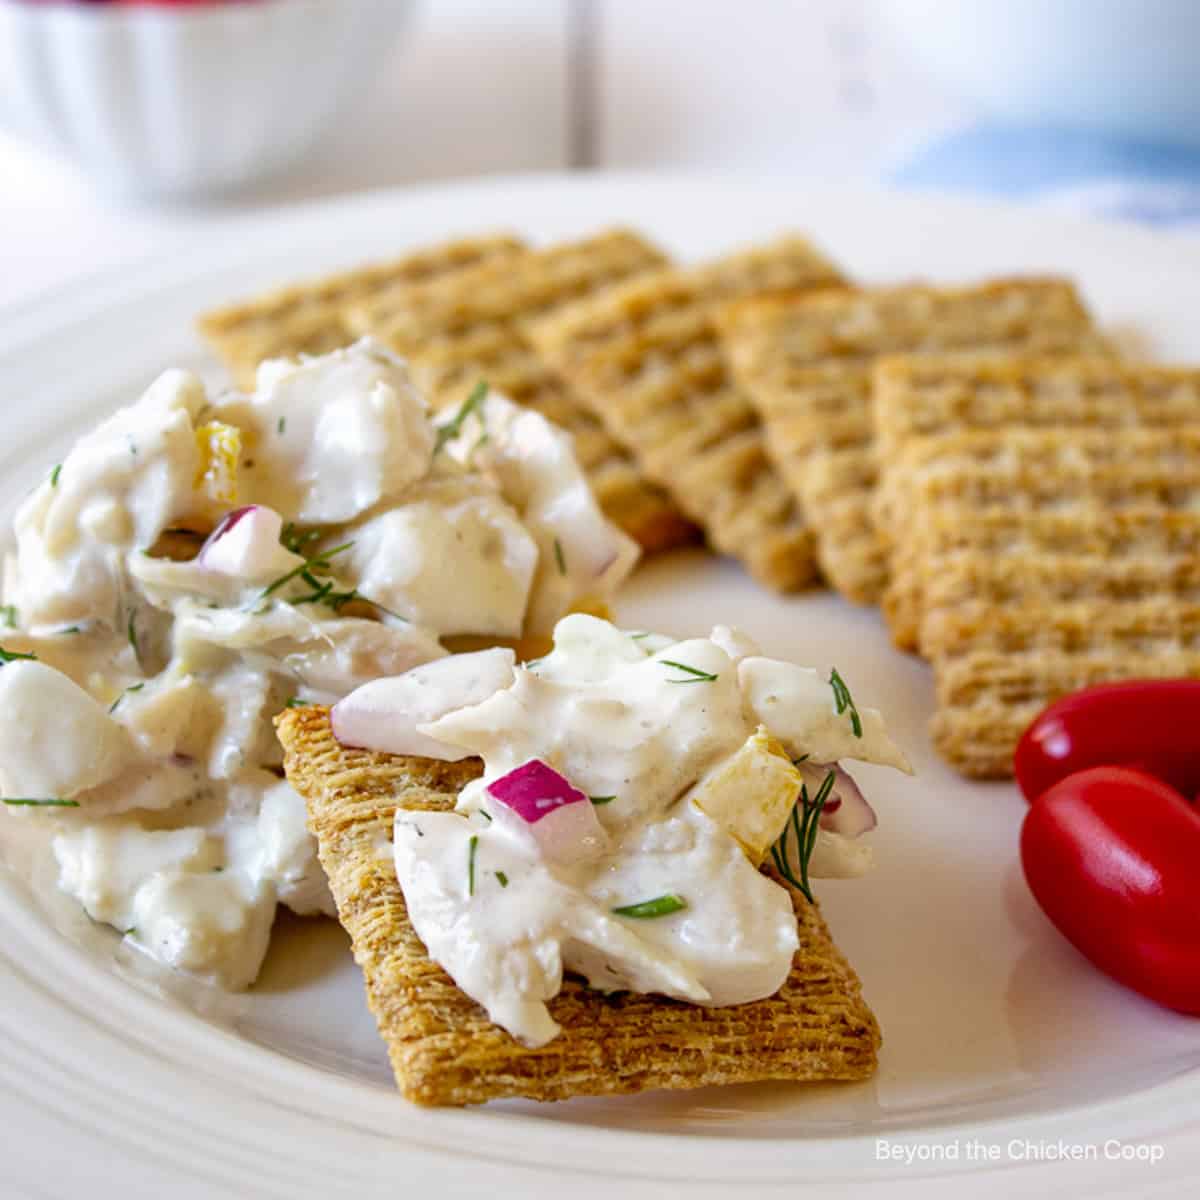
left=278, top=614, right=907, bottom=1103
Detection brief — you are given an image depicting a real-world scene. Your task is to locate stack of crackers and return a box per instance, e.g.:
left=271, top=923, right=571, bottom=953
left=199, top=229, right=1198, bottom=783
left=872, top=359, right=1200, bottom=776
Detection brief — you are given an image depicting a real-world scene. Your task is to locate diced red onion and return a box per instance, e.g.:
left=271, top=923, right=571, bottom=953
left=486, top=759, right=608, bottom=862
left=487, top=759, right=585, bottom=822
left=797, top=761, right=877, bottom=839
left=202, top=506, right=256, bottom=549
left=199, top=505, right=285, bottom=576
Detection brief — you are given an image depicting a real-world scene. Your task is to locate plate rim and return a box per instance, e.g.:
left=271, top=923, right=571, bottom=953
left=2, top=169, right=1198, bottom=1196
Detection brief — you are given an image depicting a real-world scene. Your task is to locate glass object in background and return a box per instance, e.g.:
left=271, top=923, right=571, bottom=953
left=881, top=0, right=1200, bottom=225
left=881, top=0, right=1200, bottom=147
left=0, top=0, right=413, bottom=200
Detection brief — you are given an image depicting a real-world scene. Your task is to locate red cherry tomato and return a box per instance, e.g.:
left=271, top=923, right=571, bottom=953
left=1015, top=679, right=1200, bottom=802
left=1021, top=766, right=1200, bottom=1014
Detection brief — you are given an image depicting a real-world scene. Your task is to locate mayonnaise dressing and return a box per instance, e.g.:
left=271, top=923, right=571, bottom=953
left=373, top=613, right=909, bottom=1046
left=443, top=390, right=640, bottom=633
left=0, top=340, right=635, bottom=990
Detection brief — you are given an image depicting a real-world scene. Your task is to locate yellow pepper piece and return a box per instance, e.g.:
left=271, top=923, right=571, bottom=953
left=194, top=421, right=242, bottom=507
left=687, top=726, right=802, bottom=865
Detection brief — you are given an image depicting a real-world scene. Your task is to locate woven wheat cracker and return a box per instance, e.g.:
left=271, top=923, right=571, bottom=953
left=275, top=705, right=881, bottom=1106
left=897, top=427, right=1200, bottom=777
left=529, top=236, right=846, bottom=591
left=196, top=234, right=526, bottom=389
left=717, top=279, right=1107, bottom=604
left=875, top=356, right=1200, bottom=649
left=342, top=229, right=695, bottom=553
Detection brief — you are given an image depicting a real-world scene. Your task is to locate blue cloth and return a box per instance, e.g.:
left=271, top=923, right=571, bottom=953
left=890, top=124, right=1200, bottom=225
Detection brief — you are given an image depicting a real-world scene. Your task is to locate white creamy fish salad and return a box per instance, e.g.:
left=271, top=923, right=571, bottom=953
left=0, top=339, right=635, bottom=988
left=332, top=614, right=912, bottom=1046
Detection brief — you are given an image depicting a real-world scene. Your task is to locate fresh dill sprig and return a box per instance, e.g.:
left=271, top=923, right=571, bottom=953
left=553, top=537, right=567, bottom=575
left=277, top=416, right=287, bottom=435
left=283, top=696, right=311, bottom=709
left=3, top=797, right=80, bottom=808
left=495, top=870, right=509, bottom=888
left=611, top=894, right=688, bottom=919
left=770, top=768, right=836, bottom=904
left=660, top=659, right=718, bottom=684
left=49, top=464, right=62, bottom=488
left=0, top=646, right=37, bottom=665
left=259, top=541, right=354, bottom=603
left=280, top=522, right=323, bottom=556
left=289, top=578, right=341, bottom=607
left=467, top=834, right=479, bottom=897
left=261, top=524, right=401, bottom=617
left=108, top=682, right=145, bottom=714
left=1, top=605, right=17, bottom=629
left=57, top=626, right=82, bottom=635
left=433, top=380, right=488, bottom=455
left=829, top=667, right=862, bottom=738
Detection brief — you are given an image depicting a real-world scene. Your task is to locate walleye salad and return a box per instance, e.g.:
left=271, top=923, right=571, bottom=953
left=0, top=340, right=636, bottom=988
left=332, top=614, right=912, bottom=1046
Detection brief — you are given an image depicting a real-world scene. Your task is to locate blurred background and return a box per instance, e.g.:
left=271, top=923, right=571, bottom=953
left=6, top=0, right=1200, bottom=306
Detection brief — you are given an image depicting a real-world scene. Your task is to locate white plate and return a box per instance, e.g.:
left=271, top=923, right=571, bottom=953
left=2, top=174, right=1198, bottom=1199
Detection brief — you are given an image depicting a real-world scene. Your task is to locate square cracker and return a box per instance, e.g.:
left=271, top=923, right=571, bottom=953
left=342, top=229, right=697, bottom=554
left=529, top=236, right=846, bottom=591
left=898, top=426, right=1200, bottom=777
left=196, top=234, right=527, bottom=390
left=875, top=355, right=1200, bottom=651
left=275, top=705, right=881, bottom=1107
left=717, top=279, right=1107, bottom=604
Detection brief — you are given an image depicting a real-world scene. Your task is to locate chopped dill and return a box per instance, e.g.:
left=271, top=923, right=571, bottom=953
left=258, top=541, right=354, bottom=603
left=769, top=768, right=836, bottom=904
left=433, top=380, right=488, bottom=455
left=3, top=797, right=80, bottom=808
left=467, top=835, right=479, bottom=897
left=108, top=682, right=145, bottom=714
left=829, top=667, right=862, bottom=738
left=660, top=659, right=718, bottom=684
left=126, top=608, right=143, bottom=668
left=611, top=894, right=687, bottom=919
left=0, top=646, right=37, bottom=665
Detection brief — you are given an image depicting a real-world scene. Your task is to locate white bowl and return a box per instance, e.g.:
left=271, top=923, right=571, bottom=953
left=0, top=0, right=413, bottom=199
left=882, top=0, right=1200, bottom=148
